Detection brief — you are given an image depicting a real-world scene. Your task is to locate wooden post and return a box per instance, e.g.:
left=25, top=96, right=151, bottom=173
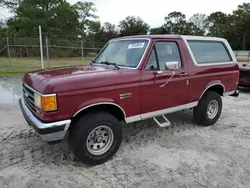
left=81, top=41, right=83, bottom=60
left=39, top=25, right=44, bottom=69
left=6, top=37, right=11, bottom=66
left=46, top=37, right=49, bottom=68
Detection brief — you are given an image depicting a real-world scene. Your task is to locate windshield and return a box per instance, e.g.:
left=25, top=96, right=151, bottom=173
left=93, top=39, right=149, bottom=68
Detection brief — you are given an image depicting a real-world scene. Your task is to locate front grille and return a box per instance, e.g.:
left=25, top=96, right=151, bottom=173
left=240, top=71, right=250, bottom=81
left=22, top=84, right=36, bottom=109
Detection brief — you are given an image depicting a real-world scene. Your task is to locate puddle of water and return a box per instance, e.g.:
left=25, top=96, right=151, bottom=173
left=0, top=78, right=22, bottom=103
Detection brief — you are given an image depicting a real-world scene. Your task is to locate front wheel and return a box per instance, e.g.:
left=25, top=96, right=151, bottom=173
left=68, top=111, right=122, bottom=165
left=193, top=91, right=222, bottom=126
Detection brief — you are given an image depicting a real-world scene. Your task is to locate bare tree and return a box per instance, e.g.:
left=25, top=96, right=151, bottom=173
left=189, top=13, right=208, bottom=34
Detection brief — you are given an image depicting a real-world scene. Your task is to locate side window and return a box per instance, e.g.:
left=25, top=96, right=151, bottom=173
left=155, top=42, right=182, bottom=70
left=187, top=40, right=232, bottom=64
left=145, top=41, right=182, bottom=70
left=145, top=48, right=158, bottom=70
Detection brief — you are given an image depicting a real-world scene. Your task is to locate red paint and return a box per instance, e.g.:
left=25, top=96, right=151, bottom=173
left=23, top=35, right=239, bottom=122
left=239, top=65, right=250, bottom=87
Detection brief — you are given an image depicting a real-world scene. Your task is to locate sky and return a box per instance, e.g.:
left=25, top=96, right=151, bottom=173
left=0, top=0, right=249, bottom=28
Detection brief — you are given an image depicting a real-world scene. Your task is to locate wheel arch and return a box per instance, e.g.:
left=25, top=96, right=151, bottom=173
left=199, top=83, right=225, bottom=100
left=72, top=102, right=126, bottom=126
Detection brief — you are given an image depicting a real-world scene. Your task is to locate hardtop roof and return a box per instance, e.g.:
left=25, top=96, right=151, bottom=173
left=110, top=34, right=226, bottom=42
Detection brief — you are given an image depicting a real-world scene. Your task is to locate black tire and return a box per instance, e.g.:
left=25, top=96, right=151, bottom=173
left=193, top=91, right=222, bottom=126
left=68, top=111, right=122, bottom=165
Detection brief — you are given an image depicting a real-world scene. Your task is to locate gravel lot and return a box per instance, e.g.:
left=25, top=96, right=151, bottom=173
left=0, top=77, right=250, bottom=188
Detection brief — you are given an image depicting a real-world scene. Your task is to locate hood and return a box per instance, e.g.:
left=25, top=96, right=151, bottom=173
left=23, top=65, right=139, bottom=94
left=240, top=66, right=250, bottom=71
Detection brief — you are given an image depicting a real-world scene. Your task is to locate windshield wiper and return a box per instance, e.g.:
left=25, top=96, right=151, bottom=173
left=90, top=60, right=95, bottom=65
left=100, top=61, right=120, bottom=69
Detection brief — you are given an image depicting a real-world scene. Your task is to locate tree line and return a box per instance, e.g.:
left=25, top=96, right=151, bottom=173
left=0, top=0, right=250, bottom=50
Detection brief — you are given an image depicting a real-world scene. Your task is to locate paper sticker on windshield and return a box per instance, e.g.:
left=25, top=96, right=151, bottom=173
left=128, top=43, right=145, bottom=49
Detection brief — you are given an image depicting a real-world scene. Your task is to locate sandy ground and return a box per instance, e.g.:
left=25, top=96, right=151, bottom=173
left=1, top=77, right=250, bottom=188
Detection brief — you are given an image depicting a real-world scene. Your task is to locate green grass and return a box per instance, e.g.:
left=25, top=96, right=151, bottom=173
left=0, top=57, right=94, bottom=75
left=0, top=69, right=29, bottom=76
left=0, top=57, right=93, bottom=70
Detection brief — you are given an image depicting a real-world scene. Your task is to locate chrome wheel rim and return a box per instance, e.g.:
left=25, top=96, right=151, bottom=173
left=86, top=125, right=114, bottom=156
left=207, top=100, right=219, bottom=119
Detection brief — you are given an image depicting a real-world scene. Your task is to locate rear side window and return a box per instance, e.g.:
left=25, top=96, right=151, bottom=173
left=187, top=40, right=232, bottom=64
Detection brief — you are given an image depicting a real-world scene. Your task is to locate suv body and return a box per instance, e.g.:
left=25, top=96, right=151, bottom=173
left=19, top=35, right=239, bottom=165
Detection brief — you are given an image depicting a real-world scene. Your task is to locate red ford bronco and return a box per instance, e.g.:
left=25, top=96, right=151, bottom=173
left=19, top=35, right=240, bottom=165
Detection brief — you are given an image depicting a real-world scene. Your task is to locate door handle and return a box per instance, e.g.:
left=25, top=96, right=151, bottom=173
left=154, top=71, right=173, bottom=77
left=153, top=71, right=165, bottom=77
left=156, top=71, right=164, bottom=75
left=179, top=72, right=188, bottom=76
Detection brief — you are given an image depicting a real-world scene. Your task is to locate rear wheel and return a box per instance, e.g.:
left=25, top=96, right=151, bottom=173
left=193, top=91, right=222, bottom=126
left=68, top=111, right=122, bottom=165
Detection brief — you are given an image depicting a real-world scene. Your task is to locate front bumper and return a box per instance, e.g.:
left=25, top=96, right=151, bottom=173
left=19, top=97, right=71, bottom=142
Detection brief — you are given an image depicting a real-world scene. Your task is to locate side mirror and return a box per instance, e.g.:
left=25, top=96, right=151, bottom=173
left=165, top=61, right=179, bottom=70
left=242, top=64, right=247, bottom=67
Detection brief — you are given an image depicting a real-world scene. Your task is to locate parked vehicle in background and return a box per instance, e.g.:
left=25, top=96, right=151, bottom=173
left=239, top=63, right=250, bottom=87
left=19, top=34, right=240, bottom=165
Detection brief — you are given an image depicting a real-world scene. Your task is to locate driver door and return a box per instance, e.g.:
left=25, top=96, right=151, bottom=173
left=140, top=39, right=189, bottom=117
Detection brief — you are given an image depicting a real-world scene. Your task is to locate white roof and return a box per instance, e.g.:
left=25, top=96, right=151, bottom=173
left=181, top=35, right=227, bottom=42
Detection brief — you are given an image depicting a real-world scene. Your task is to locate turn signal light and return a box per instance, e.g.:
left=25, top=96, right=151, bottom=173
left=41, top=95, right=57, bottom=111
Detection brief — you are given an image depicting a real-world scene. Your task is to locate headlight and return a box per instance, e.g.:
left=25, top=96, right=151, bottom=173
left=34, top=93, right=57, bottom=111
left=34, top=93, right=41, bottom=108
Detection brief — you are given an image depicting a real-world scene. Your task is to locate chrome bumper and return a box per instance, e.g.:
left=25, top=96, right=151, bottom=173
left=19, top=97, right=71, bottom=142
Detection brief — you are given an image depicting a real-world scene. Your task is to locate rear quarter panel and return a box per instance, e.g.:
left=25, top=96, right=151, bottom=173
left=180, top=37, right=239, bottom=103
left=188, top=64, right=239, bottom=102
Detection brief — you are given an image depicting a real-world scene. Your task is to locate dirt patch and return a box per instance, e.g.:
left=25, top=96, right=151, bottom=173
left=0, top=79, right=250, bottom=188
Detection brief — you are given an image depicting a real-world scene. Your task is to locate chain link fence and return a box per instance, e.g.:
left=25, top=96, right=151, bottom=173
left=0, top=37, right=104, bottom=70
left=0, top=37, right=249, bottom=70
